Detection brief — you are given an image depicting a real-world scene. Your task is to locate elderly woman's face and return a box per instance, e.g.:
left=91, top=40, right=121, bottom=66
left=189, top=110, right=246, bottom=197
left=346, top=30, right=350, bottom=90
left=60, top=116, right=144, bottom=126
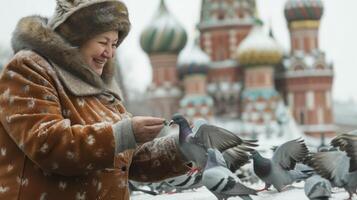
left=79, top=31, right=118, bottom=75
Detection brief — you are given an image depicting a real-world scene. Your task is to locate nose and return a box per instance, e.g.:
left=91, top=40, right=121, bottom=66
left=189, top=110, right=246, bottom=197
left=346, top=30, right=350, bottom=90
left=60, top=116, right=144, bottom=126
left=103, top=45, right=115, bottom=59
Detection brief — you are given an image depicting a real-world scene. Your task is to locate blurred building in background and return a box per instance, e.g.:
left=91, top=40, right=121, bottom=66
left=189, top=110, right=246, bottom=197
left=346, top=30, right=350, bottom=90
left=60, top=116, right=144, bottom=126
left=138, top=0, right=337, bottom=141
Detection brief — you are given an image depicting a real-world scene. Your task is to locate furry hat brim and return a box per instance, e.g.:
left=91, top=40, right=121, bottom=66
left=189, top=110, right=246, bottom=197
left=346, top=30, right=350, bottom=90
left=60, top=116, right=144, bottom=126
left=54, top=1, right=130, bottom=46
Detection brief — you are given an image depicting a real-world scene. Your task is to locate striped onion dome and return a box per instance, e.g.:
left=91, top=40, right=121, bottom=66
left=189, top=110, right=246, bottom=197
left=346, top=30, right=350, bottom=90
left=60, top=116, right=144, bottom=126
left=177, top=39, right=210, bottom=78
left=140, top=0, right=187, bottom=54
left=284, top=0, right=323, bottom=22
left=236, top=21, right=283, bottom=67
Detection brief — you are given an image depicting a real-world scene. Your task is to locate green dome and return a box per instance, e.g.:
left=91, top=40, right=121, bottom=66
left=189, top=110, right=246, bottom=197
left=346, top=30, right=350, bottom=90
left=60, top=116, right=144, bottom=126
left=140, top=0, right=187, bottom=54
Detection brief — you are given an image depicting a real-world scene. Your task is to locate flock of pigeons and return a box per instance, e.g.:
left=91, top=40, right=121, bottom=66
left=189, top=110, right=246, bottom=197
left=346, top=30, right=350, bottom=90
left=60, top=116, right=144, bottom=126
left=130, top=114, right=357, bottom=200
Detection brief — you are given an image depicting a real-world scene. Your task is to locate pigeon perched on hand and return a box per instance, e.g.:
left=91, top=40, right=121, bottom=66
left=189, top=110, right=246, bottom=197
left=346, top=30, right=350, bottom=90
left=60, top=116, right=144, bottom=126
left=251, top=138, right=311, bottom=192
left=169, top=114, right=257, bottom=174
left=308, top=149, right=357, bottom=199
left=202, top=148, right=257, bottom=200
left=304, top=174, right=332, bottom=200
left=331, top=131, right=357, bottom=172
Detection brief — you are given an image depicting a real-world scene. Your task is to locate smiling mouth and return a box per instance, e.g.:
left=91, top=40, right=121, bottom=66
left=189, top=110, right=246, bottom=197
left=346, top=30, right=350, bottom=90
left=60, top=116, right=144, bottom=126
left=93, top=58, right=106, bottom=65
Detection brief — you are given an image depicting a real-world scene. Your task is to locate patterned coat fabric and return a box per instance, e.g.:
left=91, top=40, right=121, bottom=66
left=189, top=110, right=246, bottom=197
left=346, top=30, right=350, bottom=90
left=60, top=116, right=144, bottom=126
left=0, top=16, right=188, bottom=200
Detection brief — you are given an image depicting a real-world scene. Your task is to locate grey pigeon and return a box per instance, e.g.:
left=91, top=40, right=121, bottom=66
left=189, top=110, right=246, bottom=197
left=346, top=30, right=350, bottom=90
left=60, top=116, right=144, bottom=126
left=164, top=169, right=203, bottom=192
left=304, top=175, right=332, bottom=200
left=331, top=131, right=357, bottom=172
left=202, top=148, right=257, bottom=200
left=251, top=138, right=311, bottom=192
left=169, top=114, right=257, bottom=173
left=193, top=119, right=255, bottom=173
left=308, top=150, right=357, bottom=199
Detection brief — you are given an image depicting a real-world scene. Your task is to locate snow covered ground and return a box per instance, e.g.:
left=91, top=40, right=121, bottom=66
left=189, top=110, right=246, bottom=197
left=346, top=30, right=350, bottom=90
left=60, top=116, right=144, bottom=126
left=131, top=183, right=352, bottom=200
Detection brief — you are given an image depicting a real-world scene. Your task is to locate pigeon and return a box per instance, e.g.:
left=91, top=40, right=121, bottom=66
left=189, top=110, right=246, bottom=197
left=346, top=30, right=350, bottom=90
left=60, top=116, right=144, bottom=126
left=330, top=131, right=357, bottom=172
left=164, top=169, right=203, bottom=192
left=169, top=114, right=257, bottom=174
left=251, top=138, right=311, bottom=192
left=193, top=119, right=255, bottom=173
left=308, top=150, right=357, bottom=200
left=304, top=174, right=332, bottom=200
left=202, top=148, right=257, bottom=200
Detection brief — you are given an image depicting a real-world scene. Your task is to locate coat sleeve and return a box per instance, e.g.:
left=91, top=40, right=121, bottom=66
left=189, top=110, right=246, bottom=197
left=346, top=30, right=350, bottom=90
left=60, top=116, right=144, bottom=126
left=129, top=135, right=190, bottom=182
left=0, top=52, right=121, bottom=176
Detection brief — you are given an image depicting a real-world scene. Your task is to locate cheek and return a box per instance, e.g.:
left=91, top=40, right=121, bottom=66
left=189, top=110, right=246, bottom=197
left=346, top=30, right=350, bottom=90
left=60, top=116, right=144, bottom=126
left=86, top=46, right=105, bottom=58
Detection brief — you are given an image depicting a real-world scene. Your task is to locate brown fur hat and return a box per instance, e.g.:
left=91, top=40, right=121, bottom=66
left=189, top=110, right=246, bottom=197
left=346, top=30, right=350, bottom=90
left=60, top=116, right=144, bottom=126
left=49, top=0, right=130, bottom=46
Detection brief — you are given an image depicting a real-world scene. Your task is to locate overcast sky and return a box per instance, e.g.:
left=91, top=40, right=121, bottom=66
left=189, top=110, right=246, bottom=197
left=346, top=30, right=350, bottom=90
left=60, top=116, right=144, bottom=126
left=0, top=0, right=356, bottom=102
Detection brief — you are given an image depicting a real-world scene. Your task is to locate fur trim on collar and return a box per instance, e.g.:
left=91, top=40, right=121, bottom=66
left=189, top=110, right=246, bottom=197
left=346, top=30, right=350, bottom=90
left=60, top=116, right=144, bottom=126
left=11, top=15, right=116, bottom=92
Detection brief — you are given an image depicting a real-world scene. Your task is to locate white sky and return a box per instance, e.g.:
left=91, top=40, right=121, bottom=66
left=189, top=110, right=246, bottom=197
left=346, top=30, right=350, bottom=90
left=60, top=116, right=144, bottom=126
left=0, top=0, right=356, bottom=102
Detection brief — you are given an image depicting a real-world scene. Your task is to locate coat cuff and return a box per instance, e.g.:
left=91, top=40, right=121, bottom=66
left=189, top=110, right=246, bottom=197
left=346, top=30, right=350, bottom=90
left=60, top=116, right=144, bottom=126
left=112, top=119, right=137, bottom=154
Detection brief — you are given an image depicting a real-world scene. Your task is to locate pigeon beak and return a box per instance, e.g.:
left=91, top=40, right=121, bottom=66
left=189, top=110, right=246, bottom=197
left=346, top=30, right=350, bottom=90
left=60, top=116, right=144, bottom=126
left=168, top=120, right=174, bottom=126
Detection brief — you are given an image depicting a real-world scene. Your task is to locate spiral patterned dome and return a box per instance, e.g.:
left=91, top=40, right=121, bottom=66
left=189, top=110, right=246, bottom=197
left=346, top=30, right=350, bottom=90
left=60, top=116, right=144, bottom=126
left=140, top=0, right=187, bottom=54
left=177, top=40, right=210, bottom=77
left=236, top=23, right=283, bottom=67
left=284, top=0, right=324, bottom=22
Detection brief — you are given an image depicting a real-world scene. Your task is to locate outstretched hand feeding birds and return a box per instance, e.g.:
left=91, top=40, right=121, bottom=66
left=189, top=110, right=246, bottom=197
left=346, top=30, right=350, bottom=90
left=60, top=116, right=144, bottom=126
left=169, top=114, right=257, bottom=175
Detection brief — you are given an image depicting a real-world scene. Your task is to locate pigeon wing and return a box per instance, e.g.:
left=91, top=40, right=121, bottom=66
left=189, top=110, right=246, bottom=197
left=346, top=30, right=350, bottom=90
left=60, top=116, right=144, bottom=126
left=223, top=146, right=251, bottom=172
left=194, top=124, right=244, bottom=151
left=309, top=151, right=349, bottom=187
left=331, top=133, right=357, bottom=172
left=272, top=138, right=309, bottom=170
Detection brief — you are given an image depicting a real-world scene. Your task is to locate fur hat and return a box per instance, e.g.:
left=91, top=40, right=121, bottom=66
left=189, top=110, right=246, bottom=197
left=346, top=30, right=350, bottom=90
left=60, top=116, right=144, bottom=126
left=49, top=0, right=130, bottom=46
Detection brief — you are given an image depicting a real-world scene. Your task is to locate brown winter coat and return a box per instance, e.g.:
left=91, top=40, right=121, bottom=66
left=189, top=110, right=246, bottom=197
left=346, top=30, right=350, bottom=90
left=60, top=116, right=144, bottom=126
left=0, top=16, right=188, bottom=200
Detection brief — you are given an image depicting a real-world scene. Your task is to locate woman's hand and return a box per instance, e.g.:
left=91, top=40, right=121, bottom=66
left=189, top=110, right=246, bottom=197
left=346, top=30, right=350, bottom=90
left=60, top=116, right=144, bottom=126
left=132, top=116, right=165, bottom=143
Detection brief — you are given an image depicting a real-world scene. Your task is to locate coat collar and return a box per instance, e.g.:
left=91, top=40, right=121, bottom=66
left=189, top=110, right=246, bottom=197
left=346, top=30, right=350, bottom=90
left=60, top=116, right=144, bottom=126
left=11, top=15, right=122, bottom=100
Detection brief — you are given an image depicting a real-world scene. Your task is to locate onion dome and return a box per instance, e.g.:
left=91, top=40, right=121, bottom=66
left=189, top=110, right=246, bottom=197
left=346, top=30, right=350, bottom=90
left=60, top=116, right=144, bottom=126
left=177, top=39, right=210, bottom=78
left=140, top=0, right=187, bottom=54
left=284, top=0, right=324, bottom=22
left=236, top=21, right=283, bottom=67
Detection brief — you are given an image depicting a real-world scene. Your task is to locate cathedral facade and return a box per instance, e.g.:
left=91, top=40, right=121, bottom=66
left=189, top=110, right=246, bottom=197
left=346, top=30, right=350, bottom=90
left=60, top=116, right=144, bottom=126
left=140, top=0, right=335, bottom=138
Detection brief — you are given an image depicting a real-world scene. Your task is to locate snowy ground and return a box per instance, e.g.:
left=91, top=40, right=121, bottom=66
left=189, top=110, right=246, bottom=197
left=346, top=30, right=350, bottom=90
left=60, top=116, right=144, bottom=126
left=131, top=183, right=353, bottom=200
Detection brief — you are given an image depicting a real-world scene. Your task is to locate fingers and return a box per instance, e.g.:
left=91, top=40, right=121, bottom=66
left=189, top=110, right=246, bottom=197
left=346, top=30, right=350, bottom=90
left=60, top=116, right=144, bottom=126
left=135, top=116, right=165, bottom=126
left=136, top=124, right=164, bottom=136
left=132, top=116, right=167, bottom=143
left=144, top=124, right=164, bottom=135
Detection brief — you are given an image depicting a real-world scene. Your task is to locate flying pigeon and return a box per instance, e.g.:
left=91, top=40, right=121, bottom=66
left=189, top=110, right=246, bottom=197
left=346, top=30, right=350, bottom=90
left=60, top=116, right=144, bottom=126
left=304, top=174, right=332, bottom=200
left=202, top=148, right=257, bottom=200
left=169, top=114, right=257, bottom=174
left=193, top=119, right=255, bottom=173
left=308, top=148, right=357, bottom=199
left=251, top=138, right=311, bottom=192
left=330, top=131, right=357, bottom=172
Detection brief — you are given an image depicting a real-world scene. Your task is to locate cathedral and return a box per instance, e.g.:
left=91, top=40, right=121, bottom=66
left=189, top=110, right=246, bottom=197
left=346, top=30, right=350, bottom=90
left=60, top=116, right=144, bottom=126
left=139, top=0, right=335, bottom=139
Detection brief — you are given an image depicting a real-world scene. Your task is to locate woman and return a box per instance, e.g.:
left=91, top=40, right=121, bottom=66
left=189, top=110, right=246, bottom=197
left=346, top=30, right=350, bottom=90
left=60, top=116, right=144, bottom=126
left=0, top=0, right=188, bottom=199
